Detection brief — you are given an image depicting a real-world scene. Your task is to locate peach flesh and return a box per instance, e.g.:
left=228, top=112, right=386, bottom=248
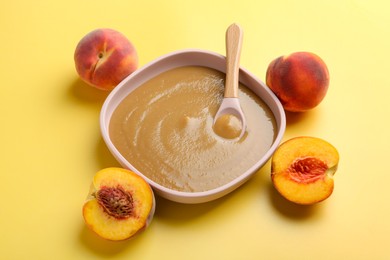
left=82, top=168, right=154, bottom=241
left=266, top=52, right=329, bottom=112
left=271, top=137, right=339, bottom=205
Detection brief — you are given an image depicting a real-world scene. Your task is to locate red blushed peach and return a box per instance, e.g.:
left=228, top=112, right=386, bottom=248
left=74, top=28, right=138, bottom=91
left=271, top=137, right=339, bottom=205
left=266, top=52, right=329, bottom=112
left=82, top=168, right=155, bottom=241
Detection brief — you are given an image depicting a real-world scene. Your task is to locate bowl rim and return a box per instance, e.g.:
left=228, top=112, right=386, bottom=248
left=100, top=48, right=286, bottom=203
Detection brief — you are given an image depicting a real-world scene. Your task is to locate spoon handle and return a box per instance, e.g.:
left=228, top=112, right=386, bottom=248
left=225, top=23, right=243, bottom=98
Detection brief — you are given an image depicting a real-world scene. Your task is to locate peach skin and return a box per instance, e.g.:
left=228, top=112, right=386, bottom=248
left=74, top=28, right=138, bottom=91
left=266, top=52, right=329, bottom=112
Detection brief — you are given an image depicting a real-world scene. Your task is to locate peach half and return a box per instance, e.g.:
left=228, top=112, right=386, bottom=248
left=82, top=167, right=155, bottom=241
left=271, top=137, right=339, bottom=205
left=266, top=52, right=329, bottom=112
left=74, top=28, right=138, bottom=91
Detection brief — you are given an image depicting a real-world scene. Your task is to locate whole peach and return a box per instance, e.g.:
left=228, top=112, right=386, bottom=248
left=266, top=52, right=329, bottom=112
left=74, top=28, right=138, bottom=91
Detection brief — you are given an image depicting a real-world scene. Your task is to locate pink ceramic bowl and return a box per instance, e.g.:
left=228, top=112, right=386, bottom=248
left=100, top=49, right=286, bottom=204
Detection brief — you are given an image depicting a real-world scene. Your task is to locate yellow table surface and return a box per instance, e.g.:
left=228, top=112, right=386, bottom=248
left=1, top=0, right=389, bottom=259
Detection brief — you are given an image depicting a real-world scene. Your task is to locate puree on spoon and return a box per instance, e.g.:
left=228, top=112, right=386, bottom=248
left=109, top=66, right=276, bottom=192
left=213, top=114, right=243, bottom=139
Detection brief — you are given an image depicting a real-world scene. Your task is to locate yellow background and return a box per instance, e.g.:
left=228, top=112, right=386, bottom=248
left=1, top=0, right=389, bottom=259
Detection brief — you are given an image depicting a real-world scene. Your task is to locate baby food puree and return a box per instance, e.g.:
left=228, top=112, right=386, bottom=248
left=109, top=66, right=276, bottom=192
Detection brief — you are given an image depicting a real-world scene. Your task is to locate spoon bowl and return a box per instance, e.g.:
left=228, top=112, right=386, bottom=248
left=213, top=23, right=246, bottom=139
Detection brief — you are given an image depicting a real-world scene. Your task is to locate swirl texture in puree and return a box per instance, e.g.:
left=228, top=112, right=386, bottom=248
left=109, top=66, right=276, bottom=192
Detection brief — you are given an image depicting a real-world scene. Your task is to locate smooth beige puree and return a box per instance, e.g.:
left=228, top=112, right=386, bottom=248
left=109, top=66, right=276, bottom=192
